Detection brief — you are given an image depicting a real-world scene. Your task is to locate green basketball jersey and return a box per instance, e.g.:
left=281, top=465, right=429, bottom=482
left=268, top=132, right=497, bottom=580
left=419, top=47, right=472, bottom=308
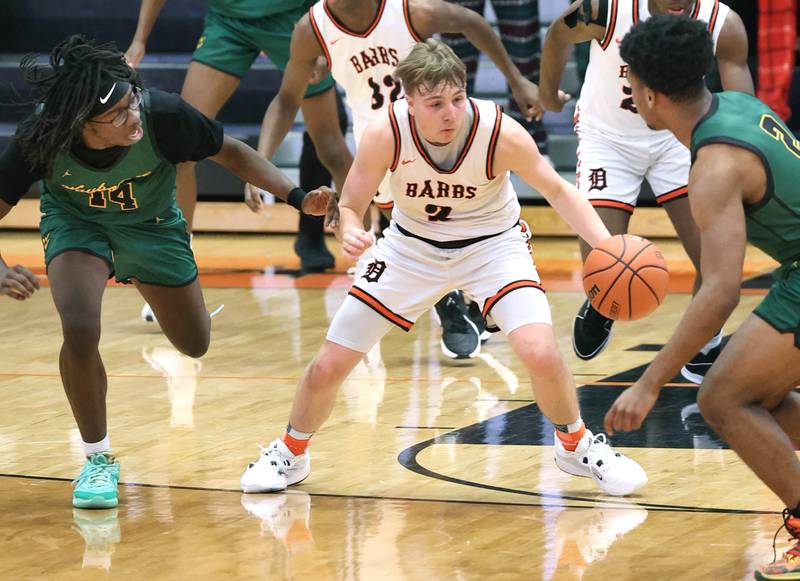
left=207, top=0, right=308, bottom=19
left=691, top=92, right=800, bottom=265
left=41, top=91, right=176, bottom=226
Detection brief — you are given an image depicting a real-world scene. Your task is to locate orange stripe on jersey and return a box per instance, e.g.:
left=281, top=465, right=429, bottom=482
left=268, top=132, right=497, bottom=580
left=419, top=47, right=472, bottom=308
left=485, top=104, right=503, bottom=180
left=632, top=0, right=639, bottom=25
left=590, top=199, right=635, bottom=213
left=308, top=9, right=331, bottom=68
left=600, top=0, right=619, bottom=50
left=374, top=200, right=394, bottom=209
left=482, top=280, right=545, bottom=318
left=691, top=0, right=702, bottom=19
left=403, top=0, right=423, bottom=41
left=388, top=102, right=401, bottom=171
left=707, top=0, right=720, bottom=33
left=349, top=286, right=413, bottom=331
left=324, top=0, right=386, bottom=37
left=409, top=98, right=480, bottom=174
left=655, top=185, right=688, bottom=204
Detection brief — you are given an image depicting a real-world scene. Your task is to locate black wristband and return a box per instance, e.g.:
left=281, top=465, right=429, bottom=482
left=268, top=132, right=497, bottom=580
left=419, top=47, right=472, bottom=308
left=287, top=187, right=308, bottom=212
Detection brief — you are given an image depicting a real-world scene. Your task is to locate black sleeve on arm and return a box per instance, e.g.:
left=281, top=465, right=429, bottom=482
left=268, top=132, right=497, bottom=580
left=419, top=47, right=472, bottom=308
left=0, top=139, right=40, bottom=206
left=146, top=89, right=225, bottom=164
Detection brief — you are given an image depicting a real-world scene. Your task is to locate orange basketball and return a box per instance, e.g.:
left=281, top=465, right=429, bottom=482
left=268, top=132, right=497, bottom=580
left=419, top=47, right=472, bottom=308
left=582, top=234, right=669, bottom=321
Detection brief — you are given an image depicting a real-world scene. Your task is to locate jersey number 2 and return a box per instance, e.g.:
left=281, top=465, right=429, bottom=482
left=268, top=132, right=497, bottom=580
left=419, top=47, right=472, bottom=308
left=425, top=204, right=452, bottom=222
left=369, top=75, right=402, bottom=110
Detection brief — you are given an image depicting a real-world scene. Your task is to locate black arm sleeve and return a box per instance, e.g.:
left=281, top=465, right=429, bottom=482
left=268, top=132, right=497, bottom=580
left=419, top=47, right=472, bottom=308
left=0, top=139, right=41, bottom=206
left=146, top=89, right=225, bottom=164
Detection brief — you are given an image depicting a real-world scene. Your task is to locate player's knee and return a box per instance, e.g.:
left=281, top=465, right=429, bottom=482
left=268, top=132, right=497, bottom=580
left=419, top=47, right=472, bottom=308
left=60, top=313, right=101, bottom=353
left=696, top=383, right=729, bottom=427
left=315, top=138, right=350, bottom=176
left=517, top=338, right=564, bottom=378
left=176, top=332, right=210, bottom=359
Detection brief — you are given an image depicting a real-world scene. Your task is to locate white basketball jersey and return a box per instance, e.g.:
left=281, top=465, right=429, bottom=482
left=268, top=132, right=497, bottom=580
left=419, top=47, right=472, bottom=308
left=309, top=0, right=420, bottom=144
left=576, top=0, right=730, bottom=137
left=387, top=97, right=520, bottom=242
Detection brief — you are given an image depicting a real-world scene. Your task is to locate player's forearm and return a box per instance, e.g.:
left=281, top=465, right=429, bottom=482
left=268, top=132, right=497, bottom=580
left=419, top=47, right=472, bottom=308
left=539, top=27, right=573, bottom=109
left=548, top=182, right=610, bottom=247
left=719, top=62, right=755, bottom=95
left=258, top=92, right=301, bottom=161
left=639, top=285, right=738, bottom=389
left=214, top=137, right=297, bottom=202
left=337, top=206, right=366, bottom=241
left=132, top=0, right=167, bottom=44
left=461, top=18, right=525, bottom=87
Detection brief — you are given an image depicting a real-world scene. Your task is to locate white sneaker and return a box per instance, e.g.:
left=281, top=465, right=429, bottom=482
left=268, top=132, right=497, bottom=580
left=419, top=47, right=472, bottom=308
left=554, top=429, right=647, bottom=496
left=240, top=439, right=310, bottom=493
left=141, top=303, right=156, bottom=323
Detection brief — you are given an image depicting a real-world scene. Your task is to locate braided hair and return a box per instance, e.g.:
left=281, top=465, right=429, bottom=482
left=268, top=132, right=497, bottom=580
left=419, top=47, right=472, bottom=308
left=15, top=35, right=142, bottom=177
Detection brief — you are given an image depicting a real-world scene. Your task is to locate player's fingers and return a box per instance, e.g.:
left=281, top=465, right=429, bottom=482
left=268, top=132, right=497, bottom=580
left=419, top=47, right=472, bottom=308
left=15, top=266, right=41, bottom=290
left=2, top=278, right=32, bottom=298
left=7, top=271, right=36, bottom=295
left=14, top=267, right=39, bottom=291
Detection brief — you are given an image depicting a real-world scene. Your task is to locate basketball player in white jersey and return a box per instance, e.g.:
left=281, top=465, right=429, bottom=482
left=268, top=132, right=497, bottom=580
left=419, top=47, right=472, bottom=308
left=539, top=0, right=753, bottom=377
left=245, top=0, right=557, bottom=360
left=240, top=40, right=648, bottom=497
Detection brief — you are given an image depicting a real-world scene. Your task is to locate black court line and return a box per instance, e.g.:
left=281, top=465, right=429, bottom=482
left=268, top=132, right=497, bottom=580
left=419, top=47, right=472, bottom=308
left=0, top=472, right=780, bottom=515
left=395, top=440, right=781, bottom=516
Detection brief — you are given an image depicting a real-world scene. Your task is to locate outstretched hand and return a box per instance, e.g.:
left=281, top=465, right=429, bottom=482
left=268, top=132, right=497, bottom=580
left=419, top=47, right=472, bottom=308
left=302, top=186, right=339, bottom=228
left=604, top=380, right=660, bottom=435
left=0, top=265, right=40, bottom=300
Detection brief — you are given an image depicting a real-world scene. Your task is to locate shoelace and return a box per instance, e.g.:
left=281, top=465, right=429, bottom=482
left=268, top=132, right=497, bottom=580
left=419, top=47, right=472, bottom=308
left=255, top=443, right=291, bottom=469
left=587, top=433, right=623, bottom=460
left=73, top=462, right=113, bottom=487
left=770, top=508, right=800, bottom=564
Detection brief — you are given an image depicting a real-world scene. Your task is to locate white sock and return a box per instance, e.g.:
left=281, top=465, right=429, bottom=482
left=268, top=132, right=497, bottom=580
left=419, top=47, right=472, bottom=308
left=701, top=332, right=722, bottom=355
left=82, top=434, right=110, bottom=457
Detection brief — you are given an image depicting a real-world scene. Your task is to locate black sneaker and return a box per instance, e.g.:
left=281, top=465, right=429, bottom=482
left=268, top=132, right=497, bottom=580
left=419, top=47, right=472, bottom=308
left=466, top=300, right=491, bottom=343
left=434, top=291, right=480, bottom=359
left=294, top=224, right=335, bottom=272
left=680, top=343, right=722, bottom=384
left=572, top=299, right=614, bottom=360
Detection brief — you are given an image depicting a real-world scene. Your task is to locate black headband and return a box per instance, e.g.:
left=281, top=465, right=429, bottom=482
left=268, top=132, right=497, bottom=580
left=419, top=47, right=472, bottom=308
left=90, top=80, right=132, bottom=117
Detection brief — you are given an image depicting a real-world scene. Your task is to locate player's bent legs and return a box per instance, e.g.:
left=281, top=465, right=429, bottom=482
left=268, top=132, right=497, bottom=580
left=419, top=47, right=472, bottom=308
left=177, top=61, right=241, bottom=229
left=48, top=251, right=112, bottom=443
left=772, top=391, right=800, bottom=442
left=662, top=196, right=703, bottom=295
left=135, top=279, right=211, bottom=358
left=507, top=323, right=580, bottom=425
left=697, top=313, right=800, bottom=509
left=287, top=339, right=373, bottom=434
left=300, top=87, right=353, bottom=192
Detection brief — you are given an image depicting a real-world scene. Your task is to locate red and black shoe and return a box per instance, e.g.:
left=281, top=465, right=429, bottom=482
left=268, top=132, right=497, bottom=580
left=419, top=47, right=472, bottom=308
left=755, top=509, right=800, bottom=580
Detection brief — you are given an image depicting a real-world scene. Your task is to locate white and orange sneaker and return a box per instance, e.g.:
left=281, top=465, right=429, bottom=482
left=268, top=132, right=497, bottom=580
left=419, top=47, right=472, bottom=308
left=241, top=439, right=311, bottom=493
left=554, top=430, right=647, bottom=496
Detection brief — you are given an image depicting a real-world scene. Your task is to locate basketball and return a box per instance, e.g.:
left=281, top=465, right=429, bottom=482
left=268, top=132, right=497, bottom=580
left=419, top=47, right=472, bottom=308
left=582, top=234, right=669, bottom=321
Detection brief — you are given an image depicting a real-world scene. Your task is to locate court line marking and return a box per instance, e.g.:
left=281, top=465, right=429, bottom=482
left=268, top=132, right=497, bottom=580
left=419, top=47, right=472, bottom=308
left=0, top=372, right=693, bottom=389
left=0, top=472, right=780, bottom=515
left=396, top=439, right=782, bottom=516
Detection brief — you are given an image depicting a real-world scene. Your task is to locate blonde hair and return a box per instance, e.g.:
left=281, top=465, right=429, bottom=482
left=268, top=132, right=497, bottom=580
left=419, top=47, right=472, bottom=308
left=394, top=39, right=466, bottom=97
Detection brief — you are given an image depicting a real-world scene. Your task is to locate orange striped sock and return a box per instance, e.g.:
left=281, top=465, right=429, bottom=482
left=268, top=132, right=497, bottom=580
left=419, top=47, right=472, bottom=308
left=282, top=430, right=311, bottom=456
left=555, top=422, right=586, bottom=452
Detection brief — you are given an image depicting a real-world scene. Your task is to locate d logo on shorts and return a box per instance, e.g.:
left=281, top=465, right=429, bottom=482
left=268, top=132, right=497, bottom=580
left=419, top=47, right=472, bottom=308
left=361, top=260, right=387, bottom=283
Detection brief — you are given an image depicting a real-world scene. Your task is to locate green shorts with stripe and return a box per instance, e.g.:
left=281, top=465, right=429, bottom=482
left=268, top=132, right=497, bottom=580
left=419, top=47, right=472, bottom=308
left=40, top=202, right=198, bottom=287
left=754, top=261, right=800, bottom=348
left=192, top=7, right=334, bottom=96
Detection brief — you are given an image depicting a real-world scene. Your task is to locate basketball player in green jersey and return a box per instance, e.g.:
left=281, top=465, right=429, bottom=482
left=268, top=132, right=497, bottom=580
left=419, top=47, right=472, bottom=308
left=126, top=0, right=351, bottom=271
left=0, top=36, right=333, bottom=509
left=601, top=17, right=800, bottom=579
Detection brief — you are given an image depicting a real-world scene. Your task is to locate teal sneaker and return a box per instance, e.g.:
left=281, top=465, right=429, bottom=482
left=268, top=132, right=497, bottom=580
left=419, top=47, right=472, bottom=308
left=72, top=453, right=120, bottom=509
